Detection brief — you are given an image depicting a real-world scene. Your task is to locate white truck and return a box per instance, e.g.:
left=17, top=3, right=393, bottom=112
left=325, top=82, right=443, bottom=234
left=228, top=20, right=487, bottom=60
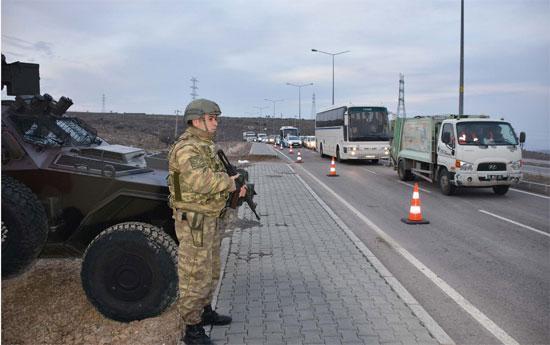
left=390, top=115, right=525, bottom=195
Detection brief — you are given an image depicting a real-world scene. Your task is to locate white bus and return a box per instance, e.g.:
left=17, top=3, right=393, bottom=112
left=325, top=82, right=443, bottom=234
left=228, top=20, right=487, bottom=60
left=279, top=126, right=299, bottom=147
left=315, top=105, right=391, bottom=162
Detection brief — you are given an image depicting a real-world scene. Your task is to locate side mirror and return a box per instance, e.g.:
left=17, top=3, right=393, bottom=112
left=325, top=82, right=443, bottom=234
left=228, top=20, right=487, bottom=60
left=519, top=131, right=526, bottom=143
left=442, top=132, right=451, bottom=144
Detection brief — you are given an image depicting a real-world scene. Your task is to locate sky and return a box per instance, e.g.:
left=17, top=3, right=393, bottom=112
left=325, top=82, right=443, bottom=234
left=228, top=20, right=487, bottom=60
left=2, top=0, right=549, bottom=150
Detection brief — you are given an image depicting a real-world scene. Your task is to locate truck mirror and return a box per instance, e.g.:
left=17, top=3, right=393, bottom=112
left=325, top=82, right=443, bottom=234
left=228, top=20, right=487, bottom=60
left=442, top=132, right=450, bottom=144
left=519, top=132, right=526, bottom=143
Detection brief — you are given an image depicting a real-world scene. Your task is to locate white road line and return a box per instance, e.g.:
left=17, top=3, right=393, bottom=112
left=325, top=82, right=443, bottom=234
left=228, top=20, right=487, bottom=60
left=398, top=181, right=432, bottom=194
left=362, top=167, right=378, bottom=175
left=294, top=164, right=520, bottom=345
left=479, top=210, right=550, bottom=238
left=510, top=188, right=550, bottom=199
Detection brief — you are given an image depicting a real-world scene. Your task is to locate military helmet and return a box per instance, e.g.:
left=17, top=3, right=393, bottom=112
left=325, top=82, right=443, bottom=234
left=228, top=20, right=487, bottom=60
left=183, top=99, right=221, bottom=122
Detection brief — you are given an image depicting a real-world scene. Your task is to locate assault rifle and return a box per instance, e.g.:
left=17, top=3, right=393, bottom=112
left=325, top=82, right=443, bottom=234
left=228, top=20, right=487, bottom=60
left=217, top=149, right=260, bottom=220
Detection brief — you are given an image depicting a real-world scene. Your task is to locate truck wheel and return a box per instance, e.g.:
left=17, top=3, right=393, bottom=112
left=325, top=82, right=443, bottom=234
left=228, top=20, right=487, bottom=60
left=439, top=168, right=456, bottom=195
left=492, top=185, right=509, bottom=195
left=1, top=176, right=48, bottom=279
left=398, top=160, right=413, bottom=181
left=81, top=222, right=178, bottom=322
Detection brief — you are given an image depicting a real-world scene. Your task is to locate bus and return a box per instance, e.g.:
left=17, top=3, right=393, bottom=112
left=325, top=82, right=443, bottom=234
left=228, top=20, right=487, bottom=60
left=315, top=105, right=391, bottom=162
left=280, top=126, right=299, bottom=139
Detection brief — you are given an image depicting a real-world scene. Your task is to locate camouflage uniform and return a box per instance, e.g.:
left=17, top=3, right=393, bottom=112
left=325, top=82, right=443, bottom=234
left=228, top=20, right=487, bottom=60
left=168, top=123, right=234, bottom=326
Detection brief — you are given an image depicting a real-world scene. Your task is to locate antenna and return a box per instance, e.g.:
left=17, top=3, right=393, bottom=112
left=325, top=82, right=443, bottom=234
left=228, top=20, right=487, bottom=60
left=190, top=77, right=199, bottom=100
left=396, top=73, right=406, bottom=119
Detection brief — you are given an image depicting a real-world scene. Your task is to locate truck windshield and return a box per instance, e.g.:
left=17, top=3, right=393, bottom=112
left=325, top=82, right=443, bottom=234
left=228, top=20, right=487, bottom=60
left=348, top=107, right=390, bottom=141
left=456, top=121, right=518, bottom=146
left=11, top=114, right=99, bottom=147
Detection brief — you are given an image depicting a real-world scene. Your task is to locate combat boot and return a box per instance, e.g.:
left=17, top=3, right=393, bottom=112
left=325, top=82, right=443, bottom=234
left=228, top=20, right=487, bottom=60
left=201, top=304, right=232, bottom=326
left=182, top=324, right=214, bottom=345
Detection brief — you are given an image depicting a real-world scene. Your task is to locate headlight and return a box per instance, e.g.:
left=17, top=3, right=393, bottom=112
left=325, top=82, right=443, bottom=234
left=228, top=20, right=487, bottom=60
left=510, top=160, right=521, bottom=170
left=459, top=161, right=474, bottom=171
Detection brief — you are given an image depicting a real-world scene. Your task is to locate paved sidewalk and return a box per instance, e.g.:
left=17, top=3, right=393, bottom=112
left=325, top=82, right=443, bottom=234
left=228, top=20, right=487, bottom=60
left=209, top=162, right=442, bottom=345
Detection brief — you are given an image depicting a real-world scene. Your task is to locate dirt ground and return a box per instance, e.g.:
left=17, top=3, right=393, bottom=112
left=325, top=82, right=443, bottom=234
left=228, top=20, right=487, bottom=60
left=1, top=259, right=182, bottom=345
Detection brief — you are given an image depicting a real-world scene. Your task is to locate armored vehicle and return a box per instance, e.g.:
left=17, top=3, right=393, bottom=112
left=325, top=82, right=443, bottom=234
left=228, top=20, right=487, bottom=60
left=1, top=55, right=177, bottom=322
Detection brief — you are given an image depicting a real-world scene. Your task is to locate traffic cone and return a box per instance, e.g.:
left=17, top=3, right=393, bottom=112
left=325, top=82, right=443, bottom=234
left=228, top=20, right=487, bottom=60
left=296, top=151, right=303, bottom=163
left=327, top=157, right=338, bottom=176
left=280, top=143, right=284, bottom=150
left=289, top=146, right=294, bottom=154
left=401, top=183, right=429, bottom=224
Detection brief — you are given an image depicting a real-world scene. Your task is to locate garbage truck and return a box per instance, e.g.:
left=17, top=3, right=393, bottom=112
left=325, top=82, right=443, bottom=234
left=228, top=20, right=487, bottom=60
left=390, top=115, right=525, bottom=195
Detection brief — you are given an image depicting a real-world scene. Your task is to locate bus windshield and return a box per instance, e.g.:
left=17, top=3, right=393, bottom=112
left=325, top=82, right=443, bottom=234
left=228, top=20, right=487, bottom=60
left=456, top=122, right=518, bottom=146
left=348, top=107, right=390, bottom=141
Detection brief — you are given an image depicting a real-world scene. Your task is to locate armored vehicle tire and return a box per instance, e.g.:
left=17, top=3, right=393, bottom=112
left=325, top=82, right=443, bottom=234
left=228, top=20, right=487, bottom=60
left=493, top=185, right=510, bottom=195
left=397, top=160, right=413, bottom=181
left=439, top=168, right=456, bottom=195
left=81, top=222, right=178, bottom=322
left=1, top=176, right=49, bottom=279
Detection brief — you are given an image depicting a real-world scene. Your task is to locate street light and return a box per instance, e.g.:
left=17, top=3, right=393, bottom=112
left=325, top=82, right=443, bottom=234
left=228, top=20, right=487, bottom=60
left=286, top=82, right=313, bottom=122
left=264, top=98, right=284, bottom=118
left=311, top=48, right=350, bottom=105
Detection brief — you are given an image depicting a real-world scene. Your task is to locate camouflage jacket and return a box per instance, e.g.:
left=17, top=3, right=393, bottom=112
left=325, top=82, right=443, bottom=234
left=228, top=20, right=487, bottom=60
left=168, top=126, right=234, bottom=217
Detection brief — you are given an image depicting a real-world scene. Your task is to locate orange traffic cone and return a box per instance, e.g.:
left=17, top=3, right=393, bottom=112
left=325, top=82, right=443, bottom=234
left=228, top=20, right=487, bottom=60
left=327, top=157, right=338, bottom=176
left=401, top=183, right=429, bottom=224
left=289, top=146, right=294, bottom=154
left=280, top=143, right=284, bottom=150
left=296, top=151, right=303, bottom=163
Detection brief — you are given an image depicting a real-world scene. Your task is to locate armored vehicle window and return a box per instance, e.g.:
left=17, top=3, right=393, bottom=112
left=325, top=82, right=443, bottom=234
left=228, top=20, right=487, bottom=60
left=10, top=114, right=99, bottom=147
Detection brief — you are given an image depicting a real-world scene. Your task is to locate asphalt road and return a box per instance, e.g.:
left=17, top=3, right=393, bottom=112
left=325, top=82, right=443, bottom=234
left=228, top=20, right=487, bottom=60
left=272, top=145, right=549, bottom=345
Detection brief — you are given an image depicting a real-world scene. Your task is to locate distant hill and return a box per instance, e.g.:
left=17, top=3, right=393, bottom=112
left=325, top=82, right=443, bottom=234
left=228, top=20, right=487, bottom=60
left=68, top=111, right=314, bottom=150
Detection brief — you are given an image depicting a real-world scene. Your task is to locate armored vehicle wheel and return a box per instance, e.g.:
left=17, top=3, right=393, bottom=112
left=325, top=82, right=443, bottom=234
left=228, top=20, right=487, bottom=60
left=1, top=176, right=49, bottom=279
left=492, top=185, right=510, bottom=195
left=398, top=160, right=413, bottom=181
left=81, top=222, right=178, bottom=322
left=439, top=168, right=456, bottom=195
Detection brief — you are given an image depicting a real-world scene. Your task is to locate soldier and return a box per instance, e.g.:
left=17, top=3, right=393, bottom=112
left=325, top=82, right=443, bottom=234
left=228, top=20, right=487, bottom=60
left=168, top=99, right=246, bottom=345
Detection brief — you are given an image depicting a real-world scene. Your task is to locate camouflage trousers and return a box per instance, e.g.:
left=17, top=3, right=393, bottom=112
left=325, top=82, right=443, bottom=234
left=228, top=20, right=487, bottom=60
left=174, top=211, right=221, bottom=325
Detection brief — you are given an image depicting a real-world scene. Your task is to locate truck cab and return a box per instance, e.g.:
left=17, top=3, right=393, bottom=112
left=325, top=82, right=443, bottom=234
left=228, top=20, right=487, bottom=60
left=437, top=117, right=524, bottom=194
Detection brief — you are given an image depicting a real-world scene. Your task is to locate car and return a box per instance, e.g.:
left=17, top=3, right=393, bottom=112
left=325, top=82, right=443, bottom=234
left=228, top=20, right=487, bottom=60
left=284, top=135, right=302, bottom=148
left=266, top=135, right=276, bottom=144
left=257, top=133, right=267, bottom=142
left=303, top=136, right=316, bottom=150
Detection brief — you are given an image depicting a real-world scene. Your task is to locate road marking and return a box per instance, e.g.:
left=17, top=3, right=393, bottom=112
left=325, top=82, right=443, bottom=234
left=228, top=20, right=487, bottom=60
left=293, top=164, right=520, bottom=345
left=398, top=181, right=432, bottom=194
left=479, top=210, right=549, bottom=238
left=362, top=167, right=378, bottom=175
left=510, top=188, right=550, bottom=199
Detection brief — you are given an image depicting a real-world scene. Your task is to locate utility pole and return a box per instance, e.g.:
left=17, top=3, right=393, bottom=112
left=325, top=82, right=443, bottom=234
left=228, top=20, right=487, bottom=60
left=174, top=109, right=181, bottom=139
left=286, top=82, right=313, bottom=122
left=190, top=77, right=199, bottom=100
left=397, top=73, right=406, bottom=119
left=459, top=0, right=464, bottom=115
left=311, top=92, right=316, bottom=120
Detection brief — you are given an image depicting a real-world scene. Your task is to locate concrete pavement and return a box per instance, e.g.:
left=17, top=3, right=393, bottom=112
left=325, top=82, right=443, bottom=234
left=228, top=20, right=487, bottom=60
left=208, top=150, right=449, bottom=345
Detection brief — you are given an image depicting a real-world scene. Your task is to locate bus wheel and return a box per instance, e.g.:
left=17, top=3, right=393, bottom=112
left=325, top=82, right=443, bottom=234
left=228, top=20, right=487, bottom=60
left=336, top=147, right=341, bottom=162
